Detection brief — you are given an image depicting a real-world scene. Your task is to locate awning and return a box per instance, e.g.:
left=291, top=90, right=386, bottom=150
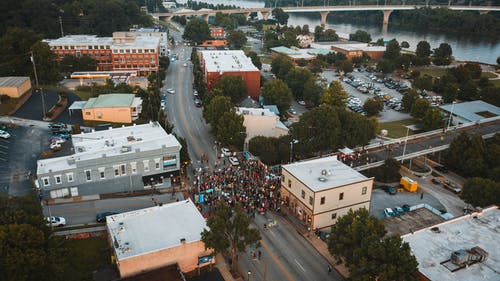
left=68, top=101, right=86, bottom=110
left=338, top=147, right=354, bottom=155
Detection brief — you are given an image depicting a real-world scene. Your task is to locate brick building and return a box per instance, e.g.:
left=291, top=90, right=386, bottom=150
left=198, top=50, right=260, bottom=99
left=210, top=27, right=226, bottom=39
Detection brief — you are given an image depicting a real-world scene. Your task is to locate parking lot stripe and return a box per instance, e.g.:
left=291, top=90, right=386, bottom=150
left=0, top=151, right=6, bottom=154
left=0, top=144, right=8, bottom=149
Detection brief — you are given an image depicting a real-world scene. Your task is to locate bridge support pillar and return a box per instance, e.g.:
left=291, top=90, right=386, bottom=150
left=261, top=11, right=269, bottom=20
left=382, top=10, right=393, bottom=25
left=244, top=12, right=251, bottom=20
left=479, top=10, right=489, bottom=15
left=320, top=11, right=329, bottom=28
left=203, top=14, right=210, bottom=23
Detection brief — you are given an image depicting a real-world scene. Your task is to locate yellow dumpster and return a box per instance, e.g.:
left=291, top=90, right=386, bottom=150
left=400, top=176, right=418, bottom=192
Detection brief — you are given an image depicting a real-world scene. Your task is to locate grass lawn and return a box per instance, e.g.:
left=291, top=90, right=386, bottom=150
left=62, top=236, right=111, bottom=281
left=481, top=72, right=498, bottom=79
left=418, top=68, right=447, bottom=78
left=490, top=79, right=500, bottom=87
left=379, top=118, right=419, bottom=139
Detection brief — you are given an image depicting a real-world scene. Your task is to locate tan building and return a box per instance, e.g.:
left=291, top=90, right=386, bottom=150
left=107, top=199, right=213, bottom=278
left=237, top=107, right=289, bottom=144
left=0, top=77, right=32, bottom=98
left=81, top=93, right=142, bottom=123
left=280, top=156, right=373, bottom=230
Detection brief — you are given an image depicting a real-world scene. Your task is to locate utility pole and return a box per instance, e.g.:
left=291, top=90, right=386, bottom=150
left=59, top=16, right=64, bottom=37
left=30, top=51, right=46, bottom=119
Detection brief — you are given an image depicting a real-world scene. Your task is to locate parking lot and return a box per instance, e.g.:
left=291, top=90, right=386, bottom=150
left=0, top=118, right=51, bottom=196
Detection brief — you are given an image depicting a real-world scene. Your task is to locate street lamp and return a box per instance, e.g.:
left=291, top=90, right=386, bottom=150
left=30, top=52, right=46, bottom=119
left=401, top=126, right=410, bottom=164
left=446, top=101, right=457, bottom=131
left=247, top=270, right=251, bottom=281
left=290, top=139, right=298, bottom=163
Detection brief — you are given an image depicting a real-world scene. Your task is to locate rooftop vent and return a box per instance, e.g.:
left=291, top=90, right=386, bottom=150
left=321, top=169, right=327, bottom=176
left=120, top=146, right=132, bottom=153
left=430, top=227, right=441, bottom=233
left=318, top=177, right=327, bottom=182
left=180, top=238, right=186, bottom=244
left=127, top=136, right=136, bottom=142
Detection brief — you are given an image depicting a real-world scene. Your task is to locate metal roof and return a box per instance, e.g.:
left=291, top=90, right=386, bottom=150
left=83, top=94, right=135, bottom=109
left=440, top=101, right=500, bottom=123
left=0, top=76, right=30, bottom=88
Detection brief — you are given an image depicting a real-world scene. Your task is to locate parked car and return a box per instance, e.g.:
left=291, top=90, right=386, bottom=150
left=229, top=157, right=239, bottom=166
left=221, top=147, right=231, bottom=157
left=167, top=88, right=175, bottom=94
left=402, top=204, right=411, bottom=212
left=0, top=130, right=11, bottom=139
left=431, top=178, right=442, bottom=185
left=46, top=216, right=66, bottom=227
left=52, top=129, right=71, bottom=135
left=194, top=98, right=202, bottom=107
left=443, top=181, right=462, bottom=194
left=183, top=63, right=187, bottom=67
left=384, top=208, right=395, bottom=217
left=52, top=133, right=71, bottom=140
left=96, top=212, right=119, bottom=223
left=49, top=123, right=67, bottom=130
left=297, top=100, right=306, bottom=106
left=394, top=206, right=404, bottom=215
left=381, top=185, right=397, bottom=195
left=289, top=108, right=297, bottom=115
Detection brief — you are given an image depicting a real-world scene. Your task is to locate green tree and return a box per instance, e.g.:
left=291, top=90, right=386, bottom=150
left=303, top=77, right=323, bottom=106
left=422, top=108, right=443, bottom=131
left=183, top=17, right=210, bottom=44
left=292, top=105, right=341, bottom=154
left=176, top=135, right=191, bottom=167
left=433, top=43, right=453, bottom=65
left=411, top=98, right=430, bottom=118
left=271, top=55, right=293, bottom=80
left=337, top=60, right=353, bottom=74
left=413, top=74, right=433, bottom=90
left=363, top=98, right=384, bottom=116
left=401, top=88, right=419, bottom=112
left=261, top=79, right=293, bottom=115
left=0, top=27, right=41, bottom=78
left=201, top=202, right=261, bottom=273
left=328, top=208, right=386, bottom=264
left=314, top=26, right=339, bottom=42
left=215, top=111, right=246, bottom=148
left=284, top=67, right=313, bottom=99
left=415, top=40, right=432, bottom=58
left=383, top=39, right=401, bottom=60
left=246, top=51, right=262, bottom=69
left=158, top=108, right=174, bottom=133
left=370, top=158, right=401, bottom=182
left=320, top=81, right=348, bottom=108
left=464, top=62, right=482, bottom=79
left=248, top=136, right=289, bottom=165
left=213, top=76, right=247, bottom=103
left=337, top=110, right=377, bottom=147
left=460, top=177, right=500, bottom=208
left=204, top=96, right=234, bottom=134
left=272, top=8, right=289, bottom=26
left=377, top=59, right=395, bottom=73
left=401, top=41, right=410, bottom=48
left=31, top=41, right=60, bottom=83
left=349, top=30, right=371, bottom=43
left=227, top=30, right=247, bottom=49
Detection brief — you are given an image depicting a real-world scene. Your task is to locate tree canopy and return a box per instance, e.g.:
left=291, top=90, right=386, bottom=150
left=261, top=79, right=293, bottom=115
left=213, top=76, right=247, bottom=103
left=204, top=96, right=234, bottom=135
left=349, top=30, right=371, bottom=43
left=226, top=30, right=247, bottom=49
left=183, top=17, right=210, bottom=44
left=320, top=81, right=348, bottom=108
left=363, top=98, right=384, bottom=116
left=271, top=55, right=294, bottom=80
left=272, top=8, right=289, bottom=25
left=215, top=111, right=246, bottom=148
left=460, top=177, right=500, bottom=208
left=201, top=202, right=261, bottom=272
left=284, top=67, right=313, bottom=99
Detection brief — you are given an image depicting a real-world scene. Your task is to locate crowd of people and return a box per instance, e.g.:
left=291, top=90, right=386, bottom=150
left=189, top=159, right=282, bottom=217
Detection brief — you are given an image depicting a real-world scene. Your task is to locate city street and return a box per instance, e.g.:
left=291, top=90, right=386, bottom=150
left=238, top=213, right=343, bottom=281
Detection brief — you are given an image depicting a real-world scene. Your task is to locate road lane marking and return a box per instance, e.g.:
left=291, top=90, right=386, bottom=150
left=261, top=240, right=296, bottom=281
left=269, top=229, right=277, bottom=238
left=294, top=259, right=306, bottom=272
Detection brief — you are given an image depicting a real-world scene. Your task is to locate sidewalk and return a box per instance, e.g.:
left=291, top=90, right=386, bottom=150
left=279, top=206, right=350, bottom=279
left=214, top=253, right=242, bottom=281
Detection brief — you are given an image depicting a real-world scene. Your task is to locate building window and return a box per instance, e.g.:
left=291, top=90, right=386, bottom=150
left=281, top=175, right=285, bottom=182
left=154, top=158, right=160, bottom=170
left=130, top=162, right=137, bottom=174
left=120, top=164, right=126, bottom=175
left=320, top=197, right=325, bottom=205
left=339, top=192, right=344, bottom=201
left=54, top=175, right=61, bottom=184
left=301, top=190, right=305, bottom=199
left=331, top=213, right=337, bottom=220
left=138, top=49, right=143, bottom=53
left=288, top=180, right=291, bottom=189
left=114, top=166, right=119, bottom=177
left=66, top=173, right=74, bottom=182
left=309, top=196, right=313, bottom=205
left=42, top=177, right=50, bottom=186
left=362, top=186, right=367, bottom=195
left=143, top=160, right=150, bottom=172
left=98, top=167, right=105, bottom=179
left=85, top=169, right=91, bottom=181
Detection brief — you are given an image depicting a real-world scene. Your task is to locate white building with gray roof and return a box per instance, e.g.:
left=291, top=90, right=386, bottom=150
left=36, top=122, right=181, bottom=201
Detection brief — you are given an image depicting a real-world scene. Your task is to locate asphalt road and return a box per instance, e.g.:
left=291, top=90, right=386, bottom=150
left=164, top=29, right=218, bottom=172
left=0, top=117, right=51, bottom=196
left=238, top=213, right=343, bottom=281
left=43, top=192, right=185, bottom=226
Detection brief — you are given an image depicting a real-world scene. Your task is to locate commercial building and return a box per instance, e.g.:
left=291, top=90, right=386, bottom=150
left=0, top=76, right=32, bottom=98
left=81, top=93, right=142, bottom=124
left=296, top=34, right=314, bottom=48
left=107, top=199, right=213, bottom=278
left=402, top=207, right=499, bottom=281
left=210, top=27, right=226, bottom=39
left=115, top=27, right=169, bottom=56
left=439, top=100, right=500, bottom=126
left=280, top=156, right=373, bottom=230
left=36, top=122, right=181, bottom=200
left=236, top=107, right=289, bottom=145
left=311, top=41, right=386, bottom=60
left=45, top=31, right=162, bottom=75
left=270, top=46, right=331, bottom=62
left=199, top=50, right=260, bottom=99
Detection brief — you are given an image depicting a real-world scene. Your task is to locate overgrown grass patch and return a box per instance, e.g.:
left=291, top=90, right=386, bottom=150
left=379, top=118, right=419, bottom=139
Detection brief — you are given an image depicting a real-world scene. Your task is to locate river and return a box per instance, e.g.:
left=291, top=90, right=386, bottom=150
left=176, top=0, right=500, bottom=64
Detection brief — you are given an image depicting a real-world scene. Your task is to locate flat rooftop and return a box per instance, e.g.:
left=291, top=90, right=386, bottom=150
left=83, top=93, right=136, bottom=109
left=0, top=76, right=30, bottom=87
left=237, top=107, right=276, bottom=117
left=111, top=36, right=160, bottom=49
left=283, top=156, right=370, bottom=192
left=383, top=206, right=445, bottom=236
left=200, top=50, right=258, bottom=73
left=45, top=35, right=112, bottom=46
left=440, top=100, right=500, bottom=122
left=402, top=207, right=500, bottom=281
left=107, top=199, right=207, bottom=261
left=37, top=122, right=181, bottom=174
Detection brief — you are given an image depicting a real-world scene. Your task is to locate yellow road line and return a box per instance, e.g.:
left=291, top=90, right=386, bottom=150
left=261, top=239, right=296, bottom=281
